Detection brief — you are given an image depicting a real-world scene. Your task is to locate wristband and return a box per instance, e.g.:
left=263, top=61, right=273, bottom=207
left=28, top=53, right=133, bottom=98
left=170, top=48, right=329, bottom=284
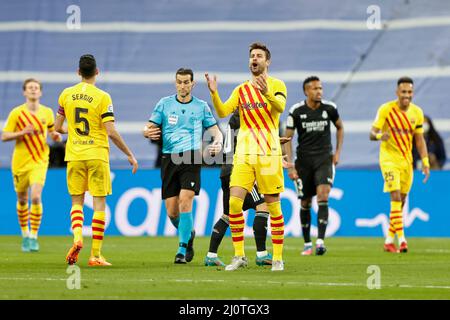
left=375, top=133, right=383, bottom=140
left=422, top=157, right=430, bottom=168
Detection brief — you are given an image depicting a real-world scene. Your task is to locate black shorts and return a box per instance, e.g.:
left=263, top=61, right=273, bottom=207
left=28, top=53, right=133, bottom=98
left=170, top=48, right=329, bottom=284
left=161, top=153, right=201, bottom=199
left=221, top=174, right=265, bottom=215
left=295, top=154, right=334, bottom=199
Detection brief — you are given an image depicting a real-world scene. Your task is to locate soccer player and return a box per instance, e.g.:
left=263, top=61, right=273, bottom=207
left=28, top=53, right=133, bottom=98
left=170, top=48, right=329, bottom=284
left=284, top=76, right=344, bottom=256
left=55, top=54, right=138, bottom=266
left=144, top=68, right=223, bottom=264
left=204, top=110, right=272, bottom=267
left=370, top=77, right=430, bottom=253
left=205, top=42, right=287, bottom=271
left=1, top=78, right=62, bottom=252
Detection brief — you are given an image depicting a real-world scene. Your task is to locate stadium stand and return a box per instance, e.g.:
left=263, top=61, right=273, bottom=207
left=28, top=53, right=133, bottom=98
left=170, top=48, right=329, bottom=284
left=1, top=0, right=449, bottom=168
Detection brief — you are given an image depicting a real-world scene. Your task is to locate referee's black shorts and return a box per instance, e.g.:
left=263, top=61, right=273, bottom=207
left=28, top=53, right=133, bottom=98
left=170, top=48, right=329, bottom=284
left=161, top=152, right=201, bottom=199
left=221, top=174, right=265, bottom=215
left=295, top=153, right=334, bottom=199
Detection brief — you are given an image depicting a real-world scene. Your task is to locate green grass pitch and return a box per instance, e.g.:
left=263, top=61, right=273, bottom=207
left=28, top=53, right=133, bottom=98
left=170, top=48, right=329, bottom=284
left=1, top=236, right=450, bottom=299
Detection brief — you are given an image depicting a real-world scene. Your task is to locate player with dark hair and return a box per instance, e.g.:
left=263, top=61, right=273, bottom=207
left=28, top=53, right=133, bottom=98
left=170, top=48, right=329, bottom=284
left=284, top=76, right=344, bottom=256
left=2, top=78, right=62, bottom=252
left=144, top=68, right=223, bottom=264
left=205, top=42, right=287, bottom=271
left=370, top=76, right=430, bottom=253
left=56, top=54, right=138, bottom=266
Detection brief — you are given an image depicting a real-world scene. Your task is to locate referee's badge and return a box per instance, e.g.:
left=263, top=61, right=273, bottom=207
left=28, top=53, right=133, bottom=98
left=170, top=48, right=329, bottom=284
left=322, top=111, right=328, bottom=119
left=168, top=114, right=178, bottom=125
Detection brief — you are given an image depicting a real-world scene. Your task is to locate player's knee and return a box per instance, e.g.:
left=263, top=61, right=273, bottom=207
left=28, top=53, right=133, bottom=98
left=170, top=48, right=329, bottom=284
left=17, top=198, right=28, bottom=206
left=179, top=197, right=194, bottom=213
left=31, top=195, right=41, bottom=205
left=301, top=199, right=312, bottom=209
left=229, top=196, right=244, bottom=213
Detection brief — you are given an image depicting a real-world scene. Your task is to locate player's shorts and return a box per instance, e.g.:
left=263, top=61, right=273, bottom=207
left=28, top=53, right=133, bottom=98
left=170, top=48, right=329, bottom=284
left=230, top=154, right=284, bottom=195
left=295, top=153, right=334, bottom=199
left=67, top=160, right=112, bottom=197
left=221, top=174, right=265, bottom=215
left=380, top=162, right=413, bottom=194
left=12, top=164, right=48, bottom=193
left=161, top=152, right=201, bottom=199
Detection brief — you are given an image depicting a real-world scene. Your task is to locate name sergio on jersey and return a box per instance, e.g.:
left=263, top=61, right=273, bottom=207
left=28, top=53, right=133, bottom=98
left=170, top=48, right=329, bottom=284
left=302, top=120, right=328, bottom=132
left=72, top=94, right=94, bottom=103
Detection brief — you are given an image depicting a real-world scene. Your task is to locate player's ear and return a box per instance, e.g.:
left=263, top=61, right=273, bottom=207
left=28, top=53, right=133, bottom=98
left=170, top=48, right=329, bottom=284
left=77, top=69, right=81, bottom=76
left=95, top=68, right=99, bottom=76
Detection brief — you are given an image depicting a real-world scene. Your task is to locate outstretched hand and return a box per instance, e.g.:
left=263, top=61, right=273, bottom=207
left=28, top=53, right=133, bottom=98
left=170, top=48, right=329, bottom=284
left=205, top=73, right=217, bottom=93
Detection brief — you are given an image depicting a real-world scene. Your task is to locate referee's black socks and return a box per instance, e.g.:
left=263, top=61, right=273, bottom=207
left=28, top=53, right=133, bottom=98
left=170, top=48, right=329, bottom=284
left=317, top=201, right=329, bottom=240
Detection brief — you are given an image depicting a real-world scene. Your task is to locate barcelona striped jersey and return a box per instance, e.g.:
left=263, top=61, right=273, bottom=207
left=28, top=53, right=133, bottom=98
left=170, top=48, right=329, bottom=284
left=211, top=76, right=287, bottom=155
left=372, top=100, right=424, bottom=165
left=2, top=104, right=55, bottom=173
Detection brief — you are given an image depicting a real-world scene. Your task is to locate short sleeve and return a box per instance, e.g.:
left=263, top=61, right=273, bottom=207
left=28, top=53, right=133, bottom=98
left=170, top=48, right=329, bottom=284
left=286, top=113, right=296, bottom=130
left=414, top=108, right=425, bottom=134
left=329, top=105, right=340, bottom=124
left=2, top=110, right=18, bottom=132
left=57, top=90, right=66, bottom=116
left=100, top=93, right=115, bottom=123
left=202, top=103, right=217, bottom=129
left=372, top=105, right=387, bottom=129
left=149, top=99, right=164, bottom=125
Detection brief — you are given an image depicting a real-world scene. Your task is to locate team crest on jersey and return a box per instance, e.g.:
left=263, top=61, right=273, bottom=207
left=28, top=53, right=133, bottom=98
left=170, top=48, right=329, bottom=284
left=300, top=114, right=307, bottom=119
left=168, top=114, right=178, bottom=125
left=41, top=118, right=46, bottom=125
left=108, top=105, right=114, bottom=113
left=322, top=111, right=328, bottom=119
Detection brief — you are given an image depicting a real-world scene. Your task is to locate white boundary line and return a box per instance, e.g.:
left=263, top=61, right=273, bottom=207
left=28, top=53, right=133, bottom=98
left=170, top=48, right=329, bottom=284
left=1, top=17, right=450, bottom=33
left=2, top=67, right=450, bottom=85
left=1, top=120, right=450, bottom=134
left=1, top=277, right=450, bottom=290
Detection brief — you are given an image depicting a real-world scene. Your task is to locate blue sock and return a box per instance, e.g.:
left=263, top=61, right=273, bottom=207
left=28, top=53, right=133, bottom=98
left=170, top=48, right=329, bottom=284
left=170, top=216, right=180, bottom=229
left=177, top=212, right=193, bottom=256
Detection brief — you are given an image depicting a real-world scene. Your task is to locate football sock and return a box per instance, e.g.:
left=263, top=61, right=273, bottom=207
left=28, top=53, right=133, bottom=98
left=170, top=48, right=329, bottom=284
left=390, top=201, right=404, bottom=243
left=253, top=211, right=269, bottom=252
left=17, top=202, right=29, bottom=238
left=208, top=215, right=229, bottom=254
left=170, top=216, right=180, bottom=229
left=177, top=211, right=193, bottom=256
left=70, top=205, right=84, bottom=243
left=317, top=201, right=329, bottom=240
left=29, top=203, right=43, bottom=239
left=267, top=201, right=284, bottom=261
left=91, top=211, right=106, bottom=257
left=229, top=196, right=245, bottom=257
left=300, top=205, right=312, bottom=243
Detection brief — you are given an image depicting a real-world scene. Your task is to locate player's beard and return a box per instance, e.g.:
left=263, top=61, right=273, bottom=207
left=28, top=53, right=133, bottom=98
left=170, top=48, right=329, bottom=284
left=250, top=63, right=265, bottom=76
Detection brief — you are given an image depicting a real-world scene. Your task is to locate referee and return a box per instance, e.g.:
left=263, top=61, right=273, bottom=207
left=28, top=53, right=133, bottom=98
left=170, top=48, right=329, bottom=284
left=284, top=76, right=344, bottom=256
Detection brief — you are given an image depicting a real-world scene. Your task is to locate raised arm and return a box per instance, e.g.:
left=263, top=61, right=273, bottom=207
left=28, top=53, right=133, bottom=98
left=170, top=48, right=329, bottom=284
left=205, top=73, right=238, bottom=118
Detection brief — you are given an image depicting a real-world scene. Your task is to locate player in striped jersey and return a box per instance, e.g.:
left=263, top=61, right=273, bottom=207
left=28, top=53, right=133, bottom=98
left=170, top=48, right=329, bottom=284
left=2, top=78, right=62, bottom=252
left=205, top=42, right=287, bottom=271
left=55, top=54, right=138, bottom=266
left=370, top=77, right=430, bottom=253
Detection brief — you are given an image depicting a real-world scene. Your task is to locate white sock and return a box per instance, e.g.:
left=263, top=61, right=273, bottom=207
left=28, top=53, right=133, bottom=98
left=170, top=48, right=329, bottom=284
left=256, top=250, right=268, bottom=258
left=316, top=239, right=324, bottom=246
left=207, top=252, right=218, bottom=258
left=385, top=237, right=394, bottom=245
left=21, top=231, right=29, bottom=238
left=304, top=242, right=312, bottom=247
left=29, top=234, right=38, bottom=240
left=399, top=236, right=406, bottom=243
